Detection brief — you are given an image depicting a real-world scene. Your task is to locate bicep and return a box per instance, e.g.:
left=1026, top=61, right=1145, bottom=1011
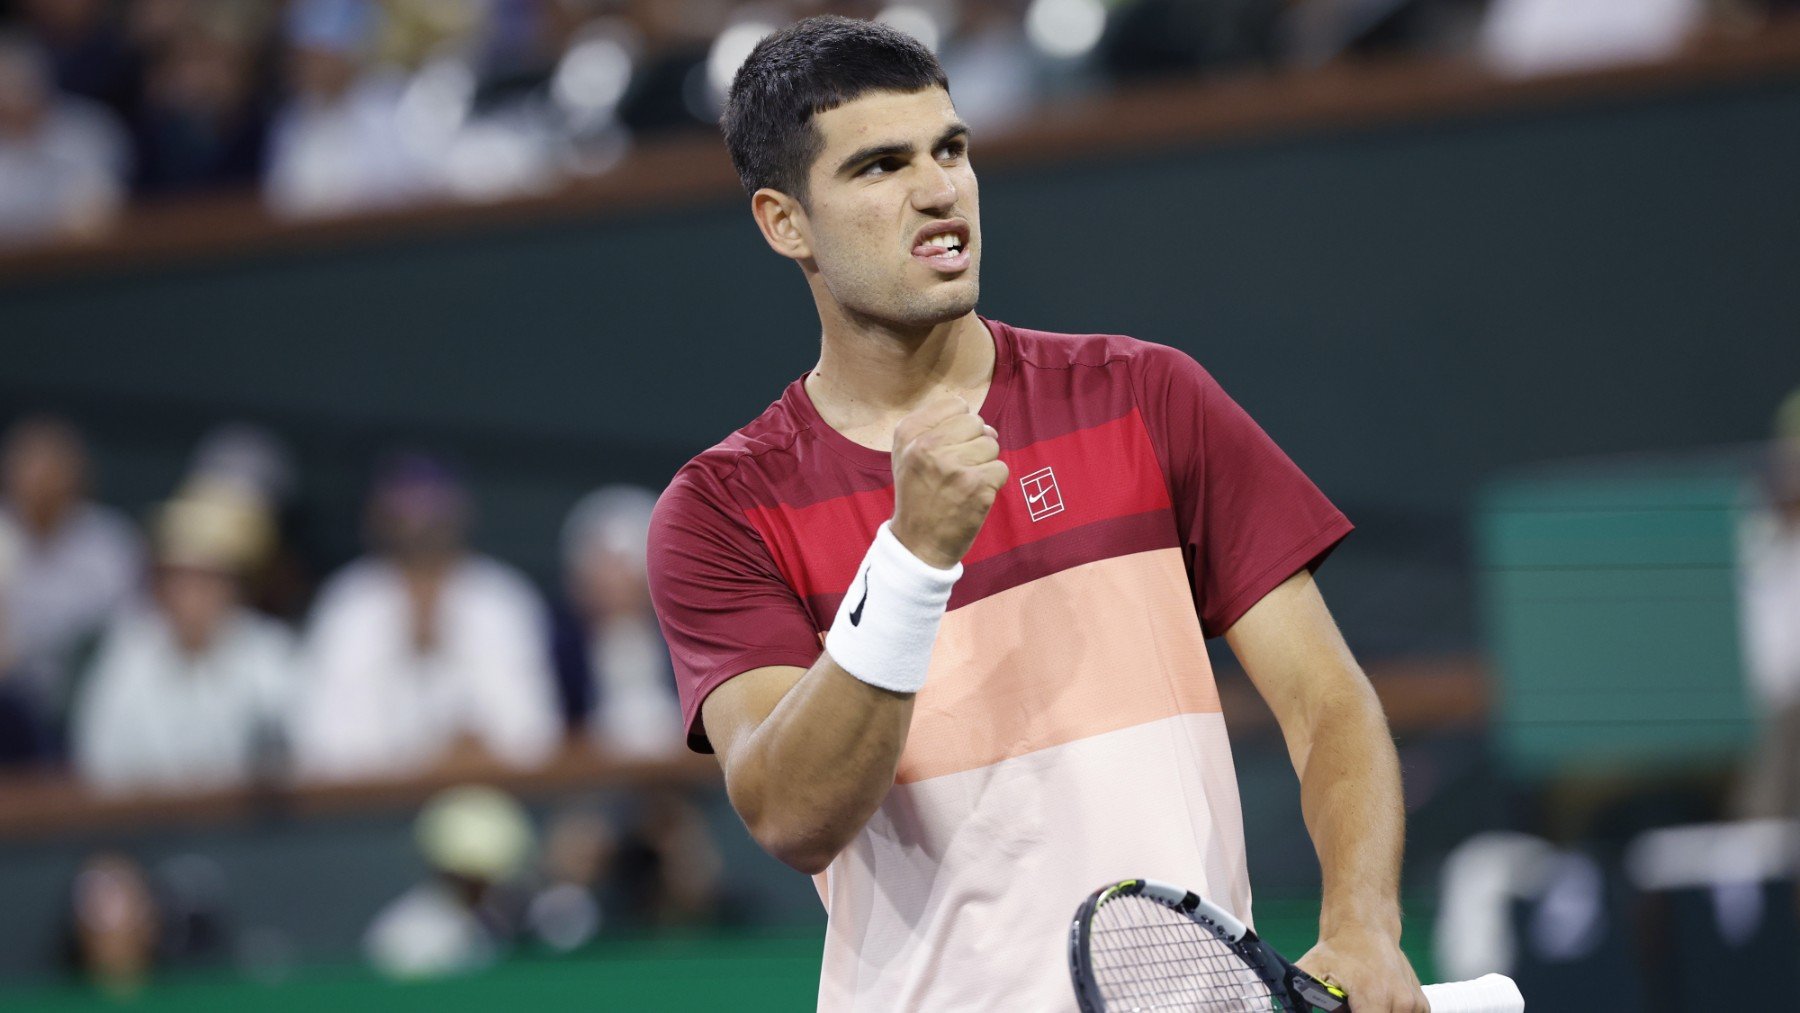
left=699, top=664, right=808, bottom=771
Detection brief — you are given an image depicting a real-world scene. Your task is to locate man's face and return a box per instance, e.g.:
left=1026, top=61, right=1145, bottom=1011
left=796, top=87, right=980, bottom=328
left=2, top=426, right=83, bottom=534
left=569, top=544, right=650, bottom=622
left=368, top=480, right=467, bottom=564
left=156, top=565, right=237, bottom=654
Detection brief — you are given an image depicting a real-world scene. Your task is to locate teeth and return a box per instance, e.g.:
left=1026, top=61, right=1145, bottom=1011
left=923, top=233, right=963, bottom=253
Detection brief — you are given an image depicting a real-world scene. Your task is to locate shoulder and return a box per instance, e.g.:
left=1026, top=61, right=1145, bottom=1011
left=75, top=503, right=144, bottom=554
left=653, top=388, right=814, bottom=537
left=48, top=98, right=129, bottom=160
left=310, top=558, right=394, bottom=614
left=994, top=319, right=1204, bottom=379
left=95, top=605, right=164, bottom=656
left=672, top=387, right=812, bottom=493
left=457, top=556, right=544, bottom=608
left=226, top=609, right=298, bottom=653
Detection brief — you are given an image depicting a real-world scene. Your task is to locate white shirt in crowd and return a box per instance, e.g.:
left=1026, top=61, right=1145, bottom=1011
left=586, top=615, right=682, bottom=758
left=293, top=555, right=560, bottom=781
left=1740, top=509, right=1800, bottom=708
left=0, top=503, right=142, bottom=706
left=72, top=605, right=294, bottom=793
left=0, top=97, right=130, bottom=247
left=264, top=72, right=436, bottom=219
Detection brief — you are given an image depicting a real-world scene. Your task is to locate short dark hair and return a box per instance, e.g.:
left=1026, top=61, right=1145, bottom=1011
left=722, top=15, right=948, bottom=201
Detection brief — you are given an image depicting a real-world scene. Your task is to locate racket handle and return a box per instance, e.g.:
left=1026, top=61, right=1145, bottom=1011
left=1420, top=973, right=1524, bottom=1012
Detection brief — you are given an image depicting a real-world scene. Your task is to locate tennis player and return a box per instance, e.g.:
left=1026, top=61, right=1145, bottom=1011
left=647, top=15, right=1426, bottom=1012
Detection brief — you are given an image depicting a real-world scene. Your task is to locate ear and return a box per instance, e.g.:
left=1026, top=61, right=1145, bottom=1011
left=750, top=187, right=812, bottom=262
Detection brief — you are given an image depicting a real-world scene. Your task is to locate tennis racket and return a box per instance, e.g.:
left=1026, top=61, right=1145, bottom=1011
left=1069, top=879, right=1523, bottom=1012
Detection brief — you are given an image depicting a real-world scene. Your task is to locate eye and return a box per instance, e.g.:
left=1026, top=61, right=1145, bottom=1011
left=936, top=139, right=967, bottom=162
left=859, top=156, right=905, bottom=178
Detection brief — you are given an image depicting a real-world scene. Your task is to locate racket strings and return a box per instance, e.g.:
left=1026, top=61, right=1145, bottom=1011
left=1087, top=896, right=1292, bottom=1012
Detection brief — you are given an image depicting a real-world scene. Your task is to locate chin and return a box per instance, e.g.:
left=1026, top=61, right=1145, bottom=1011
left=904, top=278, right=980, bottom=327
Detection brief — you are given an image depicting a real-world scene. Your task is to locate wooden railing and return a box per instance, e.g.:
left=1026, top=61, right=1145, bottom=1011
left=0, top=743, right=718, bottom=840
left=0, top=655, right=1486, bottom=840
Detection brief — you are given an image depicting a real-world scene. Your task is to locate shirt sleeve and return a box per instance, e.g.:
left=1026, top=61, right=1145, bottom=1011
left=1131, top=342, right=1354, bottom=638
left=647, top=465, right=825, bottom=752
left=69, top=618, right=140, bottom=793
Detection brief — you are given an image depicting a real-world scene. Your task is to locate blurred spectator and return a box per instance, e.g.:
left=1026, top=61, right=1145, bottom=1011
left=15, top=0, right=139, bottom=118
left=0, top=416, right=142, bottom=762
left=937, top=1, right=1042, bottom=138
left=365, top=785, right=534, bottom=978
left=0, top=511, right=25, bottom=760
left=608, top=789, right=723, bottom=929
left=1098, top=0, right=1283, bottom=81
left=183, top=422, right=314, bottom=621
left=614, top=0, right=723, bottom=135
left=1479, top=0, right=1708, bottom=75
left=292, top=454, right=559, bottom=781
left=378, top=0, right=491, bottom=69
left=130, top=6, right=275, bottom=196
left=64, top=852, right=160, bottom=997
left=0, top=32, right=131, bottom=247
left=526, top=792, right=725, bottom=944
left=71, top=484, right=294, bottom=794
left=1286, top=0, right=1489, bottom=67
left=1736, top=388, right=1800, bottom=819
left=264, top=0, right=436, bottom=217
left=525, top=805, right=613, bottom=951
left=552, top=485, right=682, bottom=756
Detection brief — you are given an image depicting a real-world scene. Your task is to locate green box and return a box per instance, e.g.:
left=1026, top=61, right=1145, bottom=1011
left=1477, top=457, right=1754, bottom=778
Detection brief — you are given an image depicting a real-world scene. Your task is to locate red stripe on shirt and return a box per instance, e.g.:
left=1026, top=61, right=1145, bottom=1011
left=742, top=408, right=1170, bottom=601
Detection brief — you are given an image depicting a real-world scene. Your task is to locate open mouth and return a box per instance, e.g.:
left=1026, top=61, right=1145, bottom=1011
left=912, top=221, right=971, bottom=271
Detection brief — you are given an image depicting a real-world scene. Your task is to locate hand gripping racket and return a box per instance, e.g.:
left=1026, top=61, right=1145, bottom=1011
left=1069, top=879, right=1523, bottom=1012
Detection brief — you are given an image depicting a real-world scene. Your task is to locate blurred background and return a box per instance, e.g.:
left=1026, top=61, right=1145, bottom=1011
left=0, top=0, right=1797, bottom=1009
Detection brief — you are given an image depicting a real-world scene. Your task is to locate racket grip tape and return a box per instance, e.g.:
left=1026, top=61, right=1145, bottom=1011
left=1419, top=973, right=1524, bottom=1013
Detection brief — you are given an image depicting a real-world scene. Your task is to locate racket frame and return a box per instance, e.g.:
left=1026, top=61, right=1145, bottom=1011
left=1069, top=878, right=1349, bottom=1012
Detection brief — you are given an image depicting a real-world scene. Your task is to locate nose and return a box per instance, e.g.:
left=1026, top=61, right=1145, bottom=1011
left=910, top=158, right=957, bottom=214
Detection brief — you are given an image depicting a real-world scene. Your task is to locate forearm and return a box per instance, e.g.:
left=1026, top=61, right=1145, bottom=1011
left=724, top=652, right=915, bottom=873
left=1295, top=677, right=1406, bottom=941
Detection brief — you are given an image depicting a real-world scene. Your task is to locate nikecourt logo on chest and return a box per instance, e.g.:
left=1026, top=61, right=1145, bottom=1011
left=1020, top=465, right=1065, bottom=522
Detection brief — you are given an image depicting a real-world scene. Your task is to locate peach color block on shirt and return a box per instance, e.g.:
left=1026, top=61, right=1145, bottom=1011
left=897, top=546, right=1219, bottom=785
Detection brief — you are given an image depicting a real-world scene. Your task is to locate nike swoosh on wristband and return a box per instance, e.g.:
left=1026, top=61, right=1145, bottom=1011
left=848, top=568, right=871, bottom=626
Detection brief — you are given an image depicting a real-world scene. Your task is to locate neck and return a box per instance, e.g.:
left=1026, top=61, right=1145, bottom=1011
left=397, top=552, right=457, bottom=581
left=805, top=308, right=993, bottom=444
left=18, top=501, right=74, bottom=542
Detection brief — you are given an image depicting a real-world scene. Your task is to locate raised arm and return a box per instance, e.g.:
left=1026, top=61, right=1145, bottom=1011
left=691, top=395, right=1006, bottom=875
left=1224, top=569, right=1427, bottom=1013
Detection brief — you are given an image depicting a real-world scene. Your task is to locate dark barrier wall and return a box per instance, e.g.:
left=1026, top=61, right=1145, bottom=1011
left=3, top=74, right=1798, bottom=649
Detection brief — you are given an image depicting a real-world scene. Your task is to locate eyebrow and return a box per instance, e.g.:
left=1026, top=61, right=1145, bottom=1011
left=835, top=122, right=972, bottom=177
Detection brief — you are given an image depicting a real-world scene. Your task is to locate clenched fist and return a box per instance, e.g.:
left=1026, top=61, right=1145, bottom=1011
left=889, top=395, right=1009, bottom=569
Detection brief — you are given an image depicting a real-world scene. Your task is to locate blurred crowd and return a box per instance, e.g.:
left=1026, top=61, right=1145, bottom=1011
left=3, top=0, right=1794, bottom=247
left=0, top=412, right=686, bottom=795
left=63, top=784, right=726, bottom=991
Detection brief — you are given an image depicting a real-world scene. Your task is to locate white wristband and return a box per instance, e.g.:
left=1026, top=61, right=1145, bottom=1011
left=824, top=520, right=962, bottom=694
